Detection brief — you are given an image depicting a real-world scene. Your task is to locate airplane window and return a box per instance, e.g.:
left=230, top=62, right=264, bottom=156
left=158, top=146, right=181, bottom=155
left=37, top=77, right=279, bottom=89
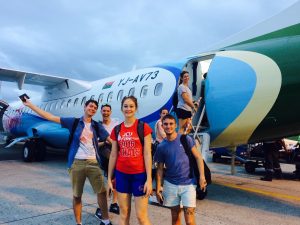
left=154, top=83, right=163, bottom=96
left=117, top=90, right=124, bottom=101
left=128, top=87, right=135, bottom=96
left=49, top=102, right=53, bottom=111
left=74, top=98, right=79, bottom=106
left=67, top=99, right=72, bottom=108
left=81, top=97, right=86, bottom=106
left=140, top=85, right=149, bottom=98
left=107, top=92, right=113, bottom=103
left=61, top=100, right=65, bottom=109
left=90, top=95, right=95, bottom=100
left=55, top=101, right=59, bottom=110
left=98, top=93, right=104, bottom=104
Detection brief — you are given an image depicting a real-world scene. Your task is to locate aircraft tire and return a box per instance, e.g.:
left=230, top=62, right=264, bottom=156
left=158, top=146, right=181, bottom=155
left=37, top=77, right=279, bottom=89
left=212, top=153, right=220, bottom=163
left=245, top=161, right=256, bottom=174
left=35, top=140, right=47, bottom=161
left=23, top=140, right=36, bottom=162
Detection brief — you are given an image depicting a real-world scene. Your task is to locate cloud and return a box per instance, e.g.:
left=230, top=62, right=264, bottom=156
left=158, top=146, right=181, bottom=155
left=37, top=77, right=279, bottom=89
left=0, top=0, right=298, bottom=102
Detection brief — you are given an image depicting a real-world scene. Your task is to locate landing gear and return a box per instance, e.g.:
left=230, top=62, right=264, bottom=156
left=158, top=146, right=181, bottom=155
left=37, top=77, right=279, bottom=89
left=212, top=153, right=221, bottom=162
left=245, top=161, right=257, bottom=174
left=22, top=139, right=47, bottom=162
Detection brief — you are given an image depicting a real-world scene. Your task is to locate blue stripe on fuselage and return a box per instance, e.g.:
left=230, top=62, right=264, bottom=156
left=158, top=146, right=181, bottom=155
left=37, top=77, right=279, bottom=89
left=206, top=56, right=256, bottom=141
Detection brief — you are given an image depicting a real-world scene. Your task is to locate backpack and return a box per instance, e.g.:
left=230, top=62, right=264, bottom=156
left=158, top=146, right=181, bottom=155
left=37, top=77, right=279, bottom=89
left=180, top=134, right=211, bottom=200
left=114, top=120, right=145, bottom=150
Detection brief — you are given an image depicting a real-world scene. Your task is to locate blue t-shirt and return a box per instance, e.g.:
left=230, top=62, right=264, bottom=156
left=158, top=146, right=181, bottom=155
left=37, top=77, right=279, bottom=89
left=61, top=117, right=109, bottom=168
left=154, top=134, right=196, bottom=185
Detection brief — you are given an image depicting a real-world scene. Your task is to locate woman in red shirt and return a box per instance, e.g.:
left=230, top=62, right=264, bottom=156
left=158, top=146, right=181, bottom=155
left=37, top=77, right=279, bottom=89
left=107, top=96, right=152, bottom=225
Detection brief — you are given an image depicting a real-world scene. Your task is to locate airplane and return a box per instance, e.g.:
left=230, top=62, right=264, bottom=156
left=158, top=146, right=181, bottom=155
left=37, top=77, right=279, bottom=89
left=1, top=1, right=300, bottom=164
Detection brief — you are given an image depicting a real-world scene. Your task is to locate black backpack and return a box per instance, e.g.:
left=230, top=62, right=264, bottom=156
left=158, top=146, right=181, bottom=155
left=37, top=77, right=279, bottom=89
left=114, top=120, right=145, bottom=149
left=180, top=134, right=211, bottom=200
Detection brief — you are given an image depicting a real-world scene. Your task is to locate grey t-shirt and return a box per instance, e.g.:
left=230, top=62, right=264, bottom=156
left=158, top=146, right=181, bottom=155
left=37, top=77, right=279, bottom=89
left=177, top=84, right=192, bottom=112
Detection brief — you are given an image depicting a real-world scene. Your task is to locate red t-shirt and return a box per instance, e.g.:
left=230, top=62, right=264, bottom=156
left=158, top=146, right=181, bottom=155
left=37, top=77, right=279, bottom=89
left=110, top=119, right=152, bottom=174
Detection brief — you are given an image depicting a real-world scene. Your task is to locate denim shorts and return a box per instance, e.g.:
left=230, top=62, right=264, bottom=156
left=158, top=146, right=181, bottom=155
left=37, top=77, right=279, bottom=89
left=115, top=170, right=147, bottom=197
left=162, top=180, right=196, bottom=207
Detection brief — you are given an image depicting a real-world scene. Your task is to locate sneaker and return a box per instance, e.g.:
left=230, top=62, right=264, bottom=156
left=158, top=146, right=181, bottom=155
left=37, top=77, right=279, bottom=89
left=260, top=176, right=272, bottom=181
left=109, top=203, right=120, bottom=214
left=99, top=221, right=112, bottom=225
left=94, top=208, right=102, bottom=220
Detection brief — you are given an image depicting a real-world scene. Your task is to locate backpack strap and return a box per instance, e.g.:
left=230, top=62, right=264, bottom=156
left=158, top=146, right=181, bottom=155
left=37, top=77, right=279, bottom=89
left=180, top=134, right=194, bottom=178
left=137, top=120, right=145, bottom=147
left=67, top=118, right=80, bottom=148
left=114, top=120, right=145, bottom=151
left=92, top=119, right=100, bottom=138
left=114, top=123, right=122, bottom=151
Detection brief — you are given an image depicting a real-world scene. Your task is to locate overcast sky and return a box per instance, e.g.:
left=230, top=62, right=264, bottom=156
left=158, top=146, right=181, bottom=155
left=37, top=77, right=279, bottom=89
left=0, top=0, right=298, bottom=103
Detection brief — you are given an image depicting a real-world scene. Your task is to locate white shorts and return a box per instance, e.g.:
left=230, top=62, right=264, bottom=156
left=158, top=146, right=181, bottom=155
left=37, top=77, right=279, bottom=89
left=162, top=180, right=196, bottom=207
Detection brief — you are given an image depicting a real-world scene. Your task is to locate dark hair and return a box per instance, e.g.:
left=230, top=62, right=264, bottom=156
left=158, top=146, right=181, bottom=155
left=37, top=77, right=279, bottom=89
left=179, top=70, right=189, bottom=85
left=160, top=108, right=168, bottom=114
left=162, top=114, right=176, bottom=123
left=85, top=99, right=98, bottom=108
left=121, top=95, right=138, bottom=109
left=101, top=104, right=111, bottom=110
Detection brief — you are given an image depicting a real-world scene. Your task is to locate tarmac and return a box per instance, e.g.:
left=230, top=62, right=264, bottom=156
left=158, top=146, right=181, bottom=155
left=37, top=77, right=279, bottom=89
left=0, top=144, right=300, bottom=225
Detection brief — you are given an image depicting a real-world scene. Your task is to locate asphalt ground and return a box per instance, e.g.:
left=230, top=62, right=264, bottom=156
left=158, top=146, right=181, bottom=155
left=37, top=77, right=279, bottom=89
left=0, top=144, right=299, bottom=225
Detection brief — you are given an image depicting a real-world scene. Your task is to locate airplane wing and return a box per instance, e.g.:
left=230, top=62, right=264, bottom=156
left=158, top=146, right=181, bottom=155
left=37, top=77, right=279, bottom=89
left=0, top=67, right=92, bottom=100
left=0, top=67, right=71, bottom=89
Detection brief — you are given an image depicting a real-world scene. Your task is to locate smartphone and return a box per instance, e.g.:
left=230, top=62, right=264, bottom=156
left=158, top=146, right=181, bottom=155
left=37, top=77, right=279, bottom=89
left=19, top=93, right=30, bottom=102
left=158, top=192, right=164, bottom=205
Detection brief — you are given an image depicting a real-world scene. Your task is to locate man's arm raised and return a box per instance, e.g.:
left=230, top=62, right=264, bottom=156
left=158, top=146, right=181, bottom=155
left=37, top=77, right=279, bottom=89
left=22, top=98, right=61, bottom=124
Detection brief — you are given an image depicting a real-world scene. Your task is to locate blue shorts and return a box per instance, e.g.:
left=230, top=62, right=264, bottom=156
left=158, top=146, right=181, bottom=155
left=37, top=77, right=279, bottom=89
left=115, top=170, right=147, bottom=197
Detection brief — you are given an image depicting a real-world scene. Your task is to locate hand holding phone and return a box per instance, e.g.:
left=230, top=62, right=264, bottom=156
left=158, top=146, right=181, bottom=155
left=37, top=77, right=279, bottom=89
left=157, top=191, right=164, bottom=205
left=19, top=93, right=30, bottom=102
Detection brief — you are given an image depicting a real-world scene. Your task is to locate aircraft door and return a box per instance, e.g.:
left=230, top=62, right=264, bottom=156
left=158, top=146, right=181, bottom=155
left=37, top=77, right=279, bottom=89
left=184, top=57, right=213, bottom=130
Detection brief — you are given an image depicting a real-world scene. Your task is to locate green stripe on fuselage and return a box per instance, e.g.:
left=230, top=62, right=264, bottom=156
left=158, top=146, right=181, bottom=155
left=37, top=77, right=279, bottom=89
left=223, top=25, right=300, bottom=142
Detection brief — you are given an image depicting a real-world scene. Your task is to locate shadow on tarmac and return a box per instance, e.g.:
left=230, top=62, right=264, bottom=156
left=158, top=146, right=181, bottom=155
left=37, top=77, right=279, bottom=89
left=206, top=183, right=300, bottom=217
